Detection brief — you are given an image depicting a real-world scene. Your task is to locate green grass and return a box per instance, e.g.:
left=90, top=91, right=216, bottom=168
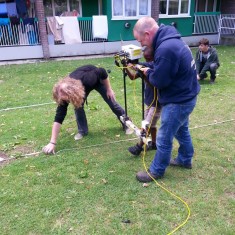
left=0, top=46, right=234, bottom=235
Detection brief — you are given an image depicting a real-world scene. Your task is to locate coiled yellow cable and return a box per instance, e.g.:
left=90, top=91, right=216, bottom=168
left=136, top=81, right=191, bottom=234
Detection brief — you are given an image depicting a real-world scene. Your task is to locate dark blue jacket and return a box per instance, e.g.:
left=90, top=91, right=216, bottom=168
left=146, top=25, right=200, bottom=105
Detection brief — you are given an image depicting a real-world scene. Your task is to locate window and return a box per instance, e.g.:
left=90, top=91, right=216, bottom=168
left=44, top=0, right=53, bottom=16
left=160, top=0, right=191, bottom=17
left=181, top=0, right=189, bottom=14
left=112, top=0, right=150, bottom=19
left=70, top=0, right=81, bottom=13
left=139, top=0, right=148, bottom=15
left=43, top=0, right=81, bottom=17
left=54, top=0, right=67, bottom=16
left=195, top=0, right=217, bottom=12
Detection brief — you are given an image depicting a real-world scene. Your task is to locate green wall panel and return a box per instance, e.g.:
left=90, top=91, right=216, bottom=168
left=108, top=20, right=138, bottom=41
left=81, top=0, right=98, bottom=16
left=159, top=18, right=194, bottom=36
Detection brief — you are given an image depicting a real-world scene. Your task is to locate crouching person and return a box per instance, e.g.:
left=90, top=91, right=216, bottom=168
left=196, top=38, right=220, bottom=84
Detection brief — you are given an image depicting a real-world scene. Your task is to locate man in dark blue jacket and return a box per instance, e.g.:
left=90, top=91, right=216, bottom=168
left=133, top=17, right=200, bottom=182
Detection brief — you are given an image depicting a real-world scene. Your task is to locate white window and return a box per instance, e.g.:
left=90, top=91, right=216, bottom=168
left=112, top=0, right=151, bottom=19
left=195, top=0, right=218, bottom=12
left=43, top=0, right=82, bottom=17
left=160, top=0, right=191, bottom=18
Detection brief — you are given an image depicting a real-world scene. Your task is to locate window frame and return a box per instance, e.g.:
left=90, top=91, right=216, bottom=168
left=112, top=0, right=151, bottom=20
left=195, top=0, right=218, bottom=13
left=44, top=0, right=82, bottom=17
left=159, top=0, right=191, bottom=19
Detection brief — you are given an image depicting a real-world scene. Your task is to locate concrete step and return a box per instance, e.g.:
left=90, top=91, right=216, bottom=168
left=219, top=35, right=235, bottom=45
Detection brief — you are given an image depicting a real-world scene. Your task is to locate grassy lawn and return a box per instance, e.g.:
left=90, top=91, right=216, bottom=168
left=0, top=46, right=234, bottom=235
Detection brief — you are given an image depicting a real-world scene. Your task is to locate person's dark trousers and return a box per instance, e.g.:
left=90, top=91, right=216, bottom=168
left=74, top=105, right=88, bottom=136
left=95, top=83, right=126, bottom=126
left=74, top=83, right=125, bottom=135
left=209, top=63, right=219, bottom=81
left=199, top=63, right=219, bottom=81
left=198, top=63, right=207, bottom=80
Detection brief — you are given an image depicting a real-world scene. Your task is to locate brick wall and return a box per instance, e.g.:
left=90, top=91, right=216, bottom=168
left=35, top=0, right=50, bottom=59
left=151, top=0, right=160, bottom=21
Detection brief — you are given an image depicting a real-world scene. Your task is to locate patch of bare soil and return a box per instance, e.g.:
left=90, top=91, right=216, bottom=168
left=0, top=145, right=40, bottom=167
left=225, top=191, right=235, bottom=199
left=0, top=151, right=14, bottom=167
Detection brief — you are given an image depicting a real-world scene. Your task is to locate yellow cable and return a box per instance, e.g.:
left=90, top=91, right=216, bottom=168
left=141, top=88, right=191, bottom=234
left=142, top=150, right=191, bottom=234
left=133, top=80, right=139, bottom=108
left=145, top=86, right=157, bottom=110
left=116, top=63, right=191, bottom=233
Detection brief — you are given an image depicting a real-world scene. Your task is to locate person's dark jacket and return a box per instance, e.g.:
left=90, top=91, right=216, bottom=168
left=136, top=61, right=157, bottom=107
left=146, top=25, right=200, bottom=105
left=54, top=65, right=108, bottom=124
left=195, top=46, right=220, bottom=77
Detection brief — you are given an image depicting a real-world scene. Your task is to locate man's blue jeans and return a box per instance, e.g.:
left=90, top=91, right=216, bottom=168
left=74, top=83, right=125, bottom=135
left=149, top=96, right=197, bottom=176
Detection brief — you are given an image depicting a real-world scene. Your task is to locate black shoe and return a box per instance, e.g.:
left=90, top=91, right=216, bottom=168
left=209, top=79, right=215, bottom=84
left=136, top=170, right=162, bottom=183
left=147, top=141, right=157, bottom=151
left=199, top=74, right=207, bottom=81
left=128, top=144, right=143, bottom=156
left=170, top=158, right=192, bottom=169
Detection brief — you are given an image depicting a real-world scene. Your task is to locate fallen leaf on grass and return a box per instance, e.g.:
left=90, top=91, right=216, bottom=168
left=1, top=174, right=10, bottom=177
left=77, top=180, right=84, bottom=184
left=102, top=178, right=108, bottom=184
left=79, top=171, right=88, bottom=178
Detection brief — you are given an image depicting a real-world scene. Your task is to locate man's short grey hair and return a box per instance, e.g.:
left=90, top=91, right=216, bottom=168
left=134, top=17, right=157, bottom=34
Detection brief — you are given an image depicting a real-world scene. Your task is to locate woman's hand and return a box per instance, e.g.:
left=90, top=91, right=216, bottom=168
left=42, top=142, right=56, bottom=155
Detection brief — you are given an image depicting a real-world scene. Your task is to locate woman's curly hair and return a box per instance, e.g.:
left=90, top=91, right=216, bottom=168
left=53, top=76, right=85, bottom=108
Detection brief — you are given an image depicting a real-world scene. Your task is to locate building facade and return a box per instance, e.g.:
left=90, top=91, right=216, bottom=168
left=0, top=0, right=234, bottom=61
